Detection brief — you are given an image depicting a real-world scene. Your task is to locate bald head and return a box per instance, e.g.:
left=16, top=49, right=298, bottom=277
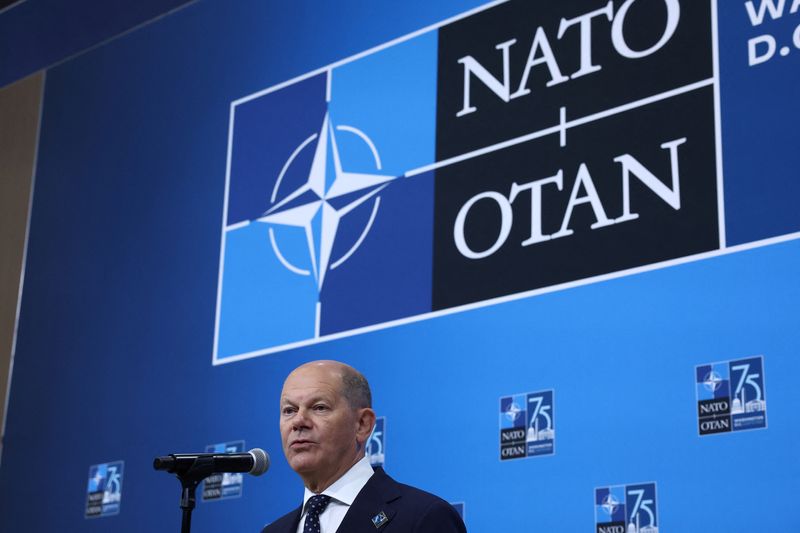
left=289, top=360, right=372, bottom=410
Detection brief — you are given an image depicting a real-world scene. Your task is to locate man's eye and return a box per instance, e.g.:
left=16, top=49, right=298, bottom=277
left=282, top=407, right=296, bottom=415
left=313, top=404, right=328, bottom=411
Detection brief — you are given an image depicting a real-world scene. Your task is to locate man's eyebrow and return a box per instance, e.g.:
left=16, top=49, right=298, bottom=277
left=281, top=393, right=335, bottom=405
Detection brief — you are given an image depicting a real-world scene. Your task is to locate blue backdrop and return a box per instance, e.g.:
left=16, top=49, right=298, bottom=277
left=1, top=1, right=798, bottom=531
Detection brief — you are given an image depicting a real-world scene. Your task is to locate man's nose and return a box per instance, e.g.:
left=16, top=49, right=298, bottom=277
left=292, top=408, right=312, bottom=430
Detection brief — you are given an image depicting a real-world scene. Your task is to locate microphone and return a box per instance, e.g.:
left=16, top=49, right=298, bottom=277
left=153, top=448, right=270, bottom=476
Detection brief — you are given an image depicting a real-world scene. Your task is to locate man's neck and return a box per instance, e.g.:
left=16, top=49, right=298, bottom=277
left=303, top=454, right=364, bottom=493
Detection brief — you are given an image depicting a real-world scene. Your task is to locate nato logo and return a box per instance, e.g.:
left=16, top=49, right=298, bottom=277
left=499, top=389, right=554, bottom=460
left=85, top=460, right=124, bottom=518
left=215, top=0, right=719, bottom=365
left=595, top=482, right=658, bottom=533
left=215, top=31, right=437, bottom=364
left=366, top=416, right=386, bottom=467
left=202, top=441, right=246, bottom=501
left=695, top=355, right=767, bottom=435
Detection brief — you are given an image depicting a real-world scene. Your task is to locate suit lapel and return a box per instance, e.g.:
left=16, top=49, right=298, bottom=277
left=263, top=505, right=301, bottom=533
left=337, top=468, right=400, bottom=532
left=287, top=507, right=302, bottom=533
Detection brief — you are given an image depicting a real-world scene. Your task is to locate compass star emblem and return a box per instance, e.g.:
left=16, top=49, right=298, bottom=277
left=703, top=371, right=722, bottom=392
left=601, top=494, right=620, bottom=516
left=504, top=402, right=522, bottom=423
left=91, top=469, right=105, bottom=489
left=258, top=112, right=395, bottom=291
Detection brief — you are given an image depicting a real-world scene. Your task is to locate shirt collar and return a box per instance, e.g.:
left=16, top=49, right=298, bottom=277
left=302, top=455, right=375, bottom=509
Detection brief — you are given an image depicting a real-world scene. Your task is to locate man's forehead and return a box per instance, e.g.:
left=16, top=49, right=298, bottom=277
left=281, top=365, right=343, bottom=400
left=280, top=382, right=339, bottom=399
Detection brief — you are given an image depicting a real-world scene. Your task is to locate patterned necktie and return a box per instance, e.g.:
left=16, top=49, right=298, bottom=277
left=303, top=494, right=332, bottom=533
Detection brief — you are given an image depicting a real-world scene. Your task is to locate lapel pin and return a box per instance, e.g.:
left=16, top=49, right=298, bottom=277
left=371, top=510, right=389, bottom=529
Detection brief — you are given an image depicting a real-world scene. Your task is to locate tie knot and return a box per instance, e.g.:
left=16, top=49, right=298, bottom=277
left=305, top=494, right=332, bottom=517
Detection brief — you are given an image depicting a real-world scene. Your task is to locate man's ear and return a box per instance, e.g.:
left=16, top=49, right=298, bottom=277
left=355, top=408, right=377, bottom=444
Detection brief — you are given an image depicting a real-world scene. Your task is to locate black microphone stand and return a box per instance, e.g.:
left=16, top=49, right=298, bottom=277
left=155, top=449, right=267, bottom=532
left=170, top=456, right=216, bottom=533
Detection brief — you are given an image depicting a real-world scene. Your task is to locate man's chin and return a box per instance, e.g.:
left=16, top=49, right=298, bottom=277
left=288, top=453, right=319, bottom=474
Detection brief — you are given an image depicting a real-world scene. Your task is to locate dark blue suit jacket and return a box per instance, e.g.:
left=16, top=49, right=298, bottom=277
left=261, top=467, right=466, bottom=532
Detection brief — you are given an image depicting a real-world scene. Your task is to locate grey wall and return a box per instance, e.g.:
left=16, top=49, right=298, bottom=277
left=0, top=72, right=41, bottom=458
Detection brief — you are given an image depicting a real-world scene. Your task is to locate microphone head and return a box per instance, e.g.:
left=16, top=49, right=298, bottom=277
left=248, top=448, right=270, bottom=476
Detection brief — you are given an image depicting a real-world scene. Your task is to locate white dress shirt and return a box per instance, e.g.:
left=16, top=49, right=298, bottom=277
left=295, top=455, right=375, bottom=533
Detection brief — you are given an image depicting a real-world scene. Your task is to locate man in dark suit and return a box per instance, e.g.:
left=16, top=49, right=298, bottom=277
left=261, top=360, right=466, bottom=533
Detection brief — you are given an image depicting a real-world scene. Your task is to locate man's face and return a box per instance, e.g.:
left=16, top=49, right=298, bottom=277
left=279, top=364, right=364, bottom=488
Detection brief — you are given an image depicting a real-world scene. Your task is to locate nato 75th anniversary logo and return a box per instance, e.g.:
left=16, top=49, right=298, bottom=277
left=215, top=0, right=719, bottom=363
left=366, top=416, right=386, bottom=467
left=595, top=482, right=658, bottom=533
left=85, top=461, right=124, bottom=518
left=499, top=389, right=554, bottom=460
left=202, top=441, right=246, bottom=501
left=695, top=355, right=767, bottom=435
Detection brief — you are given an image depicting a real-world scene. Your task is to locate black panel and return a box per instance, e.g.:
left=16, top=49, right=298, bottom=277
left=432, top=0, right=718, bottom=310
